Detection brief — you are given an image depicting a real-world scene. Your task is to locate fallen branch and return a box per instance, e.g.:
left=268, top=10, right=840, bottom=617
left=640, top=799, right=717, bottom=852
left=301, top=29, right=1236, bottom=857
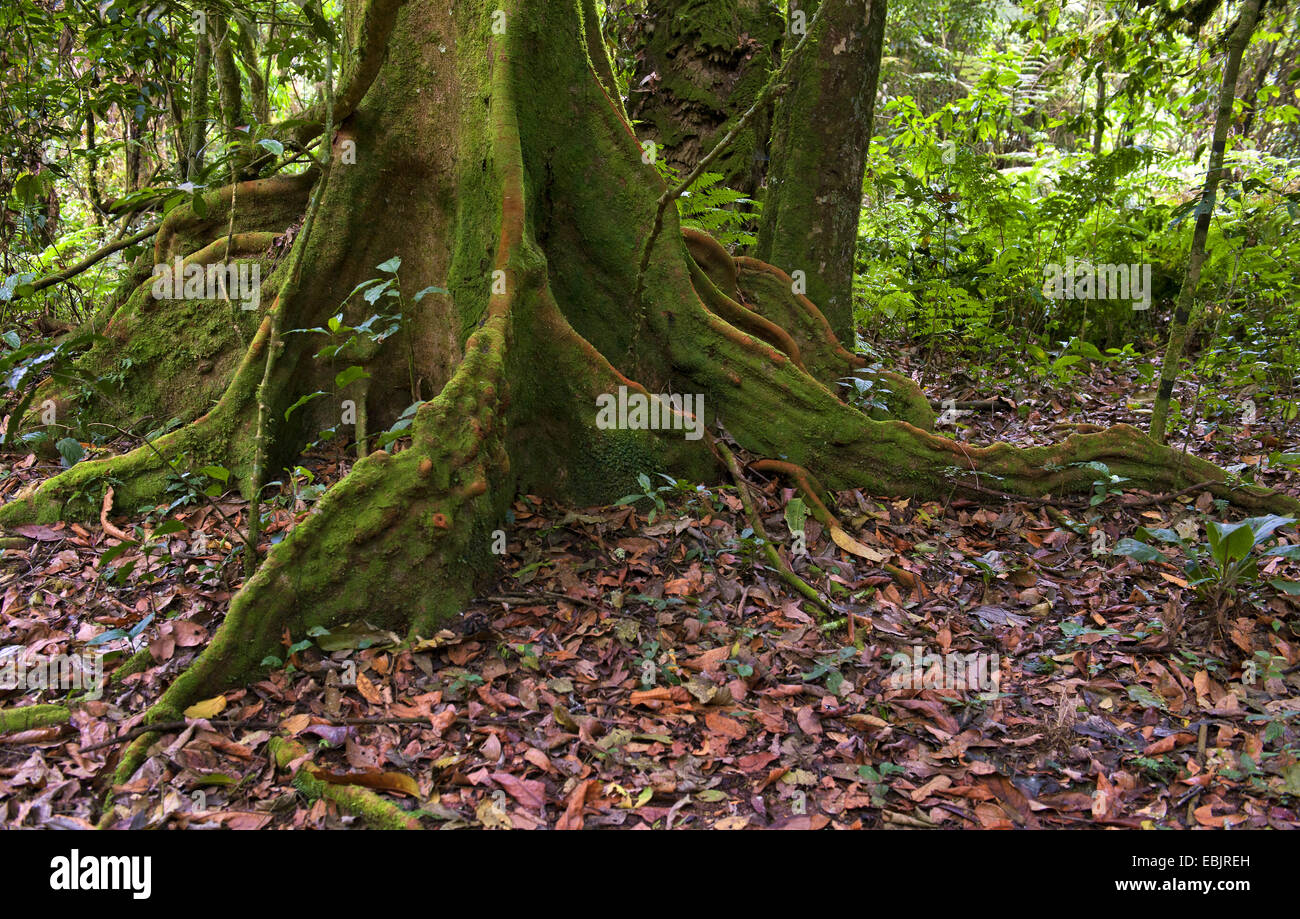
left=18, top=222, right=160, bottom=300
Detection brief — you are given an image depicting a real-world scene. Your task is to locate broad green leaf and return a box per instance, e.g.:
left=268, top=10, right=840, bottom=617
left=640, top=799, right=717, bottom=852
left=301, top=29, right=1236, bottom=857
left=284, top=390, right=326, bottom=420
left=784, top=497, right=808, bottom=535
left=335, top=366, right=370, bottom=388
left=54, top=437, right=84, bottom=467
left=1115, top=538, right=1162, bottom=562
left=412, top=285, right=448, bottom=303
left=152, top=518, right=186, bottom=537
left=198, top=465, right=230, bottom=483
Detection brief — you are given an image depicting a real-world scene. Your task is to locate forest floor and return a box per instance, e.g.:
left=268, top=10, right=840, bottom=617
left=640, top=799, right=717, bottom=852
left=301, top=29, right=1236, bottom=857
left=1, top=342, right=1298, bottom=829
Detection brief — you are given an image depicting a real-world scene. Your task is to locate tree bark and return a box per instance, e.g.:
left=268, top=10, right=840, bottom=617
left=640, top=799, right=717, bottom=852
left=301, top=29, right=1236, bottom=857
left=625, top=0, right=785, bottom=197
left=209, top=12, right=252, bottom=181
left=185, top=19, right=211, bottom=181
left=754, top=0, right=888, bottom=344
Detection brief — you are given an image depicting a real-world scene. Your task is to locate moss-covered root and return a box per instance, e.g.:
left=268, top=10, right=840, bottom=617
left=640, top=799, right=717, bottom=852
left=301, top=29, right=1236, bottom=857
left=93, top=730, right=160, bottom=827
left=729, top=255, right=933, bottom=429
left=0, top=310, right=278, bottom=528
left=0, top=704, right=70, bottom=733
left=269, top=736, right=422, bottom=829
left=141, top=320, right=512, bottom=724
left=833, top=420, right=1300, bottom=515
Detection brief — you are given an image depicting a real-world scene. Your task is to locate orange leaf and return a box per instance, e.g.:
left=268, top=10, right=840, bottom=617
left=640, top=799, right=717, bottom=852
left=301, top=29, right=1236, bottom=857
left=830, top=525, right=886, bottom=562
left=314, top=769, right=421, bottom=797
left=556, top=778, right=597, bottom=830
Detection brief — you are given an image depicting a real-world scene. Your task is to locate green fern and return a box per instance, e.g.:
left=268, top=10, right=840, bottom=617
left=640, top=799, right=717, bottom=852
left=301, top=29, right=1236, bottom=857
left=652, top=161, right=760, bottom=249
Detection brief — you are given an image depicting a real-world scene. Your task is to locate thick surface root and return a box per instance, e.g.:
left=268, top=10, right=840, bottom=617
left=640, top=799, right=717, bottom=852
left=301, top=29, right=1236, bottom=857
left=268, top=736, right=422, bottom=829
left=0, top=704, right=70, bottom=733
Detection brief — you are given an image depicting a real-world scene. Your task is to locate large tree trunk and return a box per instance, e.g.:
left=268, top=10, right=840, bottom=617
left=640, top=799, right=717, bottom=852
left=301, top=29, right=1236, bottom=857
left=754, top=0, right=887, bottom=344
left=625, top=0, right=785, bottom=197
left=1, top=0, right=1294, bottom=757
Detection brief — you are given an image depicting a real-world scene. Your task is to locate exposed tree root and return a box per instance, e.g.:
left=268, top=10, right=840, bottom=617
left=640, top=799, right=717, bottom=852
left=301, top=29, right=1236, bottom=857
left=0, top=704, right=70, bottom=733
left=0, top=308, right=275, bottom=525
left=268, top=736, right=422, bottom=829
left=3, top=0, right=1296, bottom=831
left=749, top=457, right=918, bottom=588
left=716, top=440, right=830, bottom=617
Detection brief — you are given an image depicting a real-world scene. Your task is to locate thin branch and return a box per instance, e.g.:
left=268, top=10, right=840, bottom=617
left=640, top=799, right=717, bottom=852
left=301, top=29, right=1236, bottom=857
left=18, top=223, right=160, bottom=300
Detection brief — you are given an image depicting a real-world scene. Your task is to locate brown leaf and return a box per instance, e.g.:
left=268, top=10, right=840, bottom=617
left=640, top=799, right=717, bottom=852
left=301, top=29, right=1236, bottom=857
left=704, top=712, right=746, bottom=740
left=280, top=714, right=311, bottom=736
left=830, top=525, right=886, bottom=561
left=491, top=772, right=546, bottom=810
left=795, top=706, right=822, bottom=735
left=314, top=769, right=420, bottom=797
left=354, top=672, right=385, bottom=705
left=556, top=778, right=597, bottom=830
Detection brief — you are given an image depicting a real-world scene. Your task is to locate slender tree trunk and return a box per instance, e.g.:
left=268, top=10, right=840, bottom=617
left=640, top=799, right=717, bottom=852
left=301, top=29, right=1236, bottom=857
left=232, top=12, right=269, bottom=127
left=84, top=105, right=102, bottom=227
left=1149, top=0, right=1262, bottom=443
left=1091, top=64, right=1105, bottom=155
left=209, top=12, right=251, bottom=181
left=186, top=23, right=212, bottom=181
left=755, top=0, right=888, bottom=344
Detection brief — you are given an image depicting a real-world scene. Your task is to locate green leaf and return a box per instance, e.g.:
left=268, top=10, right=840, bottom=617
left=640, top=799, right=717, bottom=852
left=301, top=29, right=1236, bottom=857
left=1269, top=579, right=1300, bottom=596
left=284, top=390, right=326, bottom=421
left=87, top=628, right=128, bottom=646
left=412, top=285, right=447, bottom=303
left=1208, top=520, right=1255, bottom=568
left=1128, top=685, right=1168, bottom=711
left=257, top=138, right=284, bottom=156
left=376, top=256, right=402, bottom=274
left=1264, top=545, right=1300, bottom=559
left=363, top=279, right=393, bottom=304
left=198, top=465, right=230, bottom=483
left=784, top=497, right=808, bottom=536
left=1138, top=526, right=1186, bottom=546
left=1115, top=537, right=1162, bottom=562
left=1244, top=515, right=1295, bottom=543
left=335, top=366, right=370, bottom=389
left=152, top=518, right=186, bottom=537
left=99, top=541, right=136, bottom=564
left=55, top=437, right=85, bottom=467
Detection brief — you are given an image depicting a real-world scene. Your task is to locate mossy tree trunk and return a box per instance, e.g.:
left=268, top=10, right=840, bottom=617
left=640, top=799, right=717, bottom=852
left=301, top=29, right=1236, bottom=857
left=625, top=0, right=785, bottom=197
left=754, top=0, right=887, bottom=344
left=2, top=0, right=1295, bottom=739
